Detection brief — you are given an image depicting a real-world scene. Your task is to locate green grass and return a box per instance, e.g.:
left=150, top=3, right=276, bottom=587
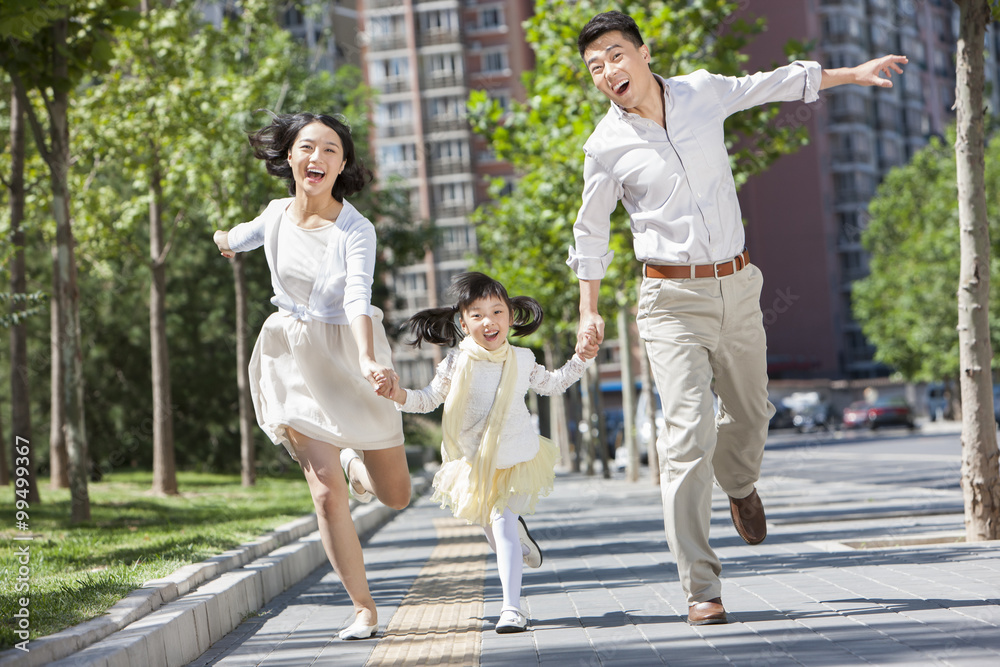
left=0, top=471, right=314, bottom=650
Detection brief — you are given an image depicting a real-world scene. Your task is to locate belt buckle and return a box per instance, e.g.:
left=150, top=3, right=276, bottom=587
left=713, top=259, right=730, bottom=279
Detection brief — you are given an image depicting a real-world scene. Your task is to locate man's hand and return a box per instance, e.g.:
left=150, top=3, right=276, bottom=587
left=821, top=54, right=907, bottom=90
left=576, top=314, right=604, bottom=357
left=854, top=54, right=907, bottom=88
left=577, top=325, right=600, bottom=360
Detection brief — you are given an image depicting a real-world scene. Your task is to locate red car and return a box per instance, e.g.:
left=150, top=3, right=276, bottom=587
left=842, top=401, right=871, bottom=429
left=842, top=397, right=916, bottom=430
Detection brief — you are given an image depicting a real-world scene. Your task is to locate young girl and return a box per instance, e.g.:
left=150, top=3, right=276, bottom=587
left=384, top=272, right=598, bottom=633
left=212, top=111, right=408, bottom=641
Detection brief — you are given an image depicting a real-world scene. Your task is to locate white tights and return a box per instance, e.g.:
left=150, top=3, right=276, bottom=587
left=484, top=508, right=524, bottom=611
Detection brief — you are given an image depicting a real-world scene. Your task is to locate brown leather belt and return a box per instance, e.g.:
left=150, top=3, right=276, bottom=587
left=644, top=249, right=750, bottom=280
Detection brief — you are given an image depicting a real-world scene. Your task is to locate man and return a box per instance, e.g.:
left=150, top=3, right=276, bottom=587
left=568, top=10, right=906, bottom=625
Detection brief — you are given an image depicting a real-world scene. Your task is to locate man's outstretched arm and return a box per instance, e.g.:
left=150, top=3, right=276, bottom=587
left=821, top=54, right=908, bottom=90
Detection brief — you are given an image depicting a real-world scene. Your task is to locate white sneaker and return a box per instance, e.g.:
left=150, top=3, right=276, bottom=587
left=495, top=607, right=528, bottom=634
left=517, top=516, right=542, bottom=568
left=339, top=448, right=373, bottom=503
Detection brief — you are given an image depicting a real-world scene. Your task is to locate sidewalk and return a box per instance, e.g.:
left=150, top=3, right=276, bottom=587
left=30, top=423, right=1000, bottom=666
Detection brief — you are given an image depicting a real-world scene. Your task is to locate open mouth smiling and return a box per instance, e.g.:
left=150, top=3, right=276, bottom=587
left=305, top=168, right=325, bottom=184
left=612, top=79, right=630, bottom=96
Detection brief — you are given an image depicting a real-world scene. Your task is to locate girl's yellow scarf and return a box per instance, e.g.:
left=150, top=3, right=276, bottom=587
left=442, top=336, right=518, bottom=525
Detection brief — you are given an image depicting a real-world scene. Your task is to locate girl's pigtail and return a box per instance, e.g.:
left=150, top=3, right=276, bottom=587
left=405, top=306, right=461, bottom=347
left=509, top=296, right=544, bottom=337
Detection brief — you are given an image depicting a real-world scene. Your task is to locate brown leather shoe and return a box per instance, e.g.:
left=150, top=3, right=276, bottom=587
left=729, top=488, right=767, bottom=545
left=688, top=598, right=727, bottom=625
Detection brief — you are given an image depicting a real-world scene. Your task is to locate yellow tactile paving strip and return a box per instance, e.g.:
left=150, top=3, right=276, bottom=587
left=365, top=517, right=490, bottom=666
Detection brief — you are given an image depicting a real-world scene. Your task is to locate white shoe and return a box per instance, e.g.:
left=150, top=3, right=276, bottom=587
left=340, top=448, right=373, bottom=503
left=517, top=516, right=542, bottom=568
left=339, top=618, right=378, bottom=640
left=495, top=606, right=528, bottom=634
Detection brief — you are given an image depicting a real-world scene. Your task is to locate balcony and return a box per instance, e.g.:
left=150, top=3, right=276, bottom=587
left=418, top=30, right=461, bottom=48
left=378, top=77, right=411, bottom=94
left=433, top=202, right=472, bottom=218
left=368, top=34, right=408, bottom=52
left=429, top=160, right=472, bottom=177
left=423, top=72, right=463, bottom=90
left=376, top=123, right=415, bottom=139
left=423, top=117, right=467, bottom=133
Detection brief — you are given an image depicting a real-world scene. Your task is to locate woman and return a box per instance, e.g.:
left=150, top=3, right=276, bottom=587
left=213, top=111, right=409, bottom=640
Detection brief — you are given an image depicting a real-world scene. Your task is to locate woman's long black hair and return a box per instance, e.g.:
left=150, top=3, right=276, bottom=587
left=405, top=272, right=543, bottom=347
left=247, top=110, right=373, bottom=202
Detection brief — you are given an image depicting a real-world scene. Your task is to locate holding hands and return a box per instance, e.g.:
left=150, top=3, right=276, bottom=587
left=361, top=358, right=398, bottom=399
left=577, top=325, right=601, bottom=361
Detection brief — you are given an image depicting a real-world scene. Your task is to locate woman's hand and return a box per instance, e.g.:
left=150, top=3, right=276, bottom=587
left=214, top=230, right=235, bottom=258
left=360, top=357, right=399, bottom=398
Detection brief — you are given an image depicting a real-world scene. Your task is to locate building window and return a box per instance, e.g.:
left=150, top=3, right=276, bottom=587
left=482, top=48, right=508, bottom=74
left=370, top=57, right=408, bottom=83
left=428, top=53, right=460, bottom=78
left=376, top=101, right=412, bottom=125
left=441, top=225, right=474, bottom=252
left=480, top=6, right=504, bottom=30
left=488, top=89, right=510, bottom=111
left=427, top=96, right=465, bottom=120
left=431, top=140, right=468, bottom=162
left=420, top=8, right=458, bottom=33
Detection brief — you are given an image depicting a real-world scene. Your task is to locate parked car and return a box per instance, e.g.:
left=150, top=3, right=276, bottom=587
left=843, top=397, right=916, bottom=430
left=868, top=396, right=916, bottom=429
left=842, top=401, right=871, bottom=429
left=793, top=402, right=832, bottom=433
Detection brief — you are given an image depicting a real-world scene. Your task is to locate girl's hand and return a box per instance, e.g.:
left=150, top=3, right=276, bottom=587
left=214, top=230, right=235, bottom=258
left=360, top=358, right=398, bottom=398
left=578, top=325, right=600, bottom=360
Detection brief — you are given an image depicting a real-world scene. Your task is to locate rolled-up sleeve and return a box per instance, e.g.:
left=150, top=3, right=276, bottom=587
left=567, top=152, right=619, bottom=280
left=711, top=61, right=823, bottom=117
left=342, top=224, right=376, bottom=324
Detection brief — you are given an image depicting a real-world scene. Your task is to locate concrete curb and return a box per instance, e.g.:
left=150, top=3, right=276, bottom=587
left=0, top=473, right=432, bottom=667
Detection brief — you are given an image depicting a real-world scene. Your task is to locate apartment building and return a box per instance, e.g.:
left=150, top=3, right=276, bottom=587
left=359, top=0, right=535, bottom=387
left=738, top=0, right=1000, bottom=379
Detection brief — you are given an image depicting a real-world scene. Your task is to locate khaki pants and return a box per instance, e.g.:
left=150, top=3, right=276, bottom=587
left=636, top=263, right=774, bottom=605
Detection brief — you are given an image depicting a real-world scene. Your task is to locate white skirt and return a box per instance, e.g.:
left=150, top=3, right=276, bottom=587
left=248, top=308, right=404, bottom=460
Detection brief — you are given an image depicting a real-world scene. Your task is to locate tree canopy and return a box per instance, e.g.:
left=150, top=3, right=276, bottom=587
left=852, top=128, right=1000, bottom=382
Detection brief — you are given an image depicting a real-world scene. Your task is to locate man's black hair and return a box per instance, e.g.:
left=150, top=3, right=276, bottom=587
left=577, top=10, right=645, bottom=59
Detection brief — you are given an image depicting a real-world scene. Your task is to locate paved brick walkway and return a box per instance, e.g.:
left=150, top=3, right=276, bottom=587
left=187, top=427, right=1000, bottom=667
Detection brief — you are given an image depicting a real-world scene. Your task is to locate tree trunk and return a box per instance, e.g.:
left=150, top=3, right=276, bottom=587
left=580, top=363, right=596, bottom=476
left=232, top=253, right=255, bottom=487
left=0, top=395, right=6, bottom=486
left=617, top=298, right=639, bottom=482
left=954, top=0, right=1000, bottom=542
left=48, top=248, right=68, bottom=490
left=592, top=363, right=610, bottom=479
left=149, top=150, right=177, bottom=496
left=43, top=19, right=90, bottom=522
left=543, top=340, right=572, bottom=470
left=5, top=86, right=27, bottom=490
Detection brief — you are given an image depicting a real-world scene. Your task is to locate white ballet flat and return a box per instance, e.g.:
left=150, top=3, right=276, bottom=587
left=338, top=618, right=378, bottom=640
left=340, top=448, right=374, bottom=503
left=495, top=606, right=528, bottom=634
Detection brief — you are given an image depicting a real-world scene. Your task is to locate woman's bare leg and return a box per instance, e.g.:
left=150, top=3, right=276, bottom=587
left=344, top=445, right=411, bottom=510
left=287, top=428, right=376, bottom=627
